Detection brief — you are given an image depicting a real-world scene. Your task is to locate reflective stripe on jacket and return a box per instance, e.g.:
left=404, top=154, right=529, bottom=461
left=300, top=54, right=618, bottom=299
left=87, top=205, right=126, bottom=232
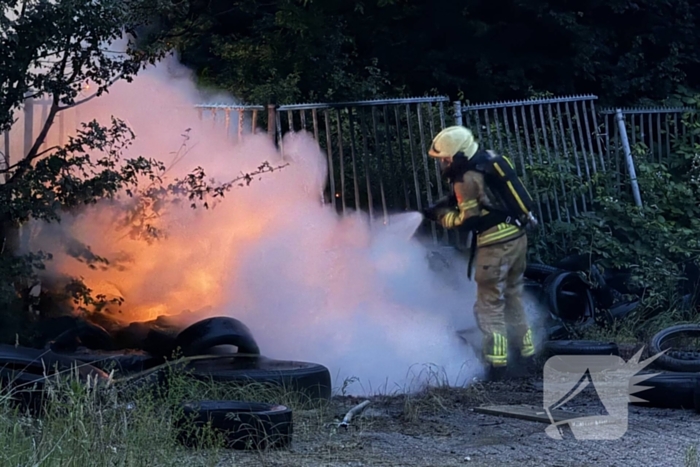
left=440, top=170, right=523, bottom=247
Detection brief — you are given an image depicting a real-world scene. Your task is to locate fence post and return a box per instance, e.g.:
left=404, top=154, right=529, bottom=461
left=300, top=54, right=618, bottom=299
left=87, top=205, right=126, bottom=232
left=23, top=96, right=34, bottom=158
left=615, top=109, right=643, bottom=208
left=453, top=101, right=463, bottom=127
left=267, top=104, right=276, bottom=144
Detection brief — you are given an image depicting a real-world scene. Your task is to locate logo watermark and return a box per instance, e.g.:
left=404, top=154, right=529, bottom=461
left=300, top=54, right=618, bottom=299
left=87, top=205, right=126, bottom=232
left=542, top=347, right=665, bottom=440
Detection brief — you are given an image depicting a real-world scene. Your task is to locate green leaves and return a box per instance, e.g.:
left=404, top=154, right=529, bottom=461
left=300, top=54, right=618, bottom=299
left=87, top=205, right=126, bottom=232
left=532, top=106, right=700, bottom=313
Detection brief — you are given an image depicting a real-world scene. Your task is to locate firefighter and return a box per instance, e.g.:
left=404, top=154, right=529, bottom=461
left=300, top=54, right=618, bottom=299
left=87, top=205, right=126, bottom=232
left=422, top=125, right=535, bottom=371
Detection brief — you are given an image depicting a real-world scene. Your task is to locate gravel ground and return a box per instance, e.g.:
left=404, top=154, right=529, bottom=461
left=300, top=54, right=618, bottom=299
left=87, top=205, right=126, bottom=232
left=212, top=372, right=700, bottom=467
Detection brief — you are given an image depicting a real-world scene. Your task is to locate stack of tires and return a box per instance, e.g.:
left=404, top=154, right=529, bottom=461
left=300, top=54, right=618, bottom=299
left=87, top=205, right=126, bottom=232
left=524, top=254, right=641, bottom=340
left=540, top=324, right=700, bottom=411
left=2, top=315, right=333, bottom=451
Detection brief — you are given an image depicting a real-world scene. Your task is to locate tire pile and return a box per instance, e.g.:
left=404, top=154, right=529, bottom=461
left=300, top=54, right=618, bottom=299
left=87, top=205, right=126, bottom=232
left=527, top=254, right=700, bottom=412
left=527, top=253, right=700, bottom=340
left=0, top=315, right=333, bottom=451
left=540, top=325, right=700, bottom=412
left=524, top=254, right=644, bottom=340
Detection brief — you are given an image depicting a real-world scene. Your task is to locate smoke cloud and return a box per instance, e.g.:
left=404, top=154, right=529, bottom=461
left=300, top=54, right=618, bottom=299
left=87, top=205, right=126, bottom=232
left=20, top=52, right=545, bottom=396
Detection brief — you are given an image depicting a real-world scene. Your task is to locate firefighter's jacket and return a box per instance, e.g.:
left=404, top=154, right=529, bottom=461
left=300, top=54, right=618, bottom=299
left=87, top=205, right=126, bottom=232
left=440, top=170, right=525, bottom=247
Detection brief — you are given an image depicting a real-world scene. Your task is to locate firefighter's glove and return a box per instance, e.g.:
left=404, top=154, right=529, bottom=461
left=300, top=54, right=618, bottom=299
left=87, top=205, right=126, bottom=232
left=423, top=194, right=457, bottom=222
left=423, top=204, right=453, bottom=223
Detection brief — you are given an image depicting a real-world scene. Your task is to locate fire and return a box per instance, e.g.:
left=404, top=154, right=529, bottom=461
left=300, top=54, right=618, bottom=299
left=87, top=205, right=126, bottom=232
left=20, top=53, right=493, bottom=394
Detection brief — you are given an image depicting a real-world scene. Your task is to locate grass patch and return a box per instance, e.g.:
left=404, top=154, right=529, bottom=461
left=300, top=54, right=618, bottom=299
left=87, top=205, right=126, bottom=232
left=0, top=357, right=337, bottom=467
left=580, top=303, right=700, bottom=346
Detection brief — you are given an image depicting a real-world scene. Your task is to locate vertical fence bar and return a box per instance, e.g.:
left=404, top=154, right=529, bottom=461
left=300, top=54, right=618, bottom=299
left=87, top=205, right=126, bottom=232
left=549, top=103, right=573, bottom=221
left=427, top=103, right=448, bottom=243
left=483, top=109, right=495, bottom=149
left=615, top=109, right=643, bottom=208
left=311, top=109, right=320, bottom=145
left=370, top=106, right=388, bottom=224
left=311, top=109, right=323, bottom=204
left=491, top=108, right=505, bottom=154
left=588, top=100, right=606, bottom=172
left=416, top=103, right=437, bottom=242
left=603, top=114, right=614, bottom=195
left=335, top=109, right=347, bottom=214
left=252, top=109, right=258, bottom=133
left=358, top=108, right=374, bottom=222
left=664, top=113, right=671, bottom=162
left=346, top=108, right=361, bottom=211
left=453, top=101, right=463, bottom=126
left=535, top=104, right=563, bottom=222
left=383, top=105, right=401, bottom=211
left=561, top=102, right=586, bottom=211
left=570, top=101, right=594, bottom=204
left=224, top=109, right=231, bottom=140
left=646, top=112, right=653, bottom=160
left=275, top=109, right=284, bottom=157
left=513, top=106, right=545, bottom=227
left=283, top=110, right=290, bottom=133
left=324, top=110, right=336, bottom=209
left=426, top=103, right=445, bottom=200
left=300, top=110, right=307, bottom=131
left=500, top=107, right=516, bottom=167
left=526, top=105, right=553, bottom=222
left=405, top=104, right=424, bottom=214
left=473, top=111, right=485, bottom=142
left=395, top=106, right=415, bottom=211
left=655, top=113, right=662, bottom=163
left=237, top=110, right=244, bottom=142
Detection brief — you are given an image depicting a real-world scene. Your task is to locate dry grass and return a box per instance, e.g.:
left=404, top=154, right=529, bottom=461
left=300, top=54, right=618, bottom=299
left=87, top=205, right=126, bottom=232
left=0, top=357, right=342, bottom=467
left=2, top=357, right=463, bottom=467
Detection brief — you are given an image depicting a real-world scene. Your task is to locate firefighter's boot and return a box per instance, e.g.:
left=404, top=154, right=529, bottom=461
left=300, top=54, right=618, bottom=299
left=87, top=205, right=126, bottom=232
left=484, top=332, right=508, bottom=368
left=520, top=328, right=535, bottom=358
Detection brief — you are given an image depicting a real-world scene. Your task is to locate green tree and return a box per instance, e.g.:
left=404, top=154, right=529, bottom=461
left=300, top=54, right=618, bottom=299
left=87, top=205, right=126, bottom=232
left=170, top=0, right=700, bottom=107
left=0, top=0, right=284, bottom=341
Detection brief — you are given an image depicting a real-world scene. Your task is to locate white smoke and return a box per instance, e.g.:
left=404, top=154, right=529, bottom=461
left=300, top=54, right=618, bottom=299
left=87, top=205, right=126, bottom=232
left=20, top=52, right=546, bottom=396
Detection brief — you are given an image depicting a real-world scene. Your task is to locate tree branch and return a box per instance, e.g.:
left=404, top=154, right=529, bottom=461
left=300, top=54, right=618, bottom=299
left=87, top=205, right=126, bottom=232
left=5, top=35, right=75, bottom=185
left=57, top=73, right=126, bottom=111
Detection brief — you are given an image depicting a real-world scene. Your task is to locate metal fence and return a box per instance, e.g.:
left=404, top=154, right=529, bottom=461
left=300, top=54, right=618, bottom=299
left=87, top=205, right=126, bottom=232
left=597, top=107, right=698, bottom=198
left=459, top=95, right=606, bottom=226
left=193, top=103, right=270, bottom=142
left=5, top=94, right=700, bottom=244
left=459, top=97, right=700, bottom=229
left=272, top=97, right=457, bottom=241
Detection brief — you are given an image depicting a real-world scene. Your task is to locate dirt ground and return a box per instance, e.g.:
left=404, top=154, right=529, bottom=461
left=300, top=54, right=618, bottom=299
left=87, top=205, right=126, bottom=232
left=216, top=373, right=700, bottom=467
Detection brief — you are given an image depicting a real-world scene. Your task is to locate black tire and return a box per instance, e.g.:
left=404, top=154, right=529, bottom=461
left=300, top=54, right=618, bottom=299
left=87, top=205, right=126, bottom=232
left=176, top=400, right=292, bottom=450
left=631, top=372, right=699, bottom=409
left=112, top=322, right=178, bottom=358
left=175, top=317, right=260, bottom=356
left=185, top=355, right=332, bottom=401
left=525, top=263, right=563, bottom=282
left=544, top=271, right=595, bottom=323
left=0, top=344, right=109, bottom=414
left=51, top=349, right=162, bottom=374
left=649, top=324, right=700, bottom=373
left=49, top=321, right=115, bottom=352
left=694, top=380, right=700, bottom=413
left=542, top=340, right=620, bottom=358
